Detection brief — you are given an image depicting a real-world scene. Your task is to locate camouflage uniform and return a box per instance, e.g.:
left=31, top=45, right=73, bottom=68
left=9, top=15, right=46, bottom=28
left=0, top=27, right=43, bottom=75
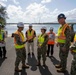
left=14, top=34, right=26, bottom=68
left=58, top=26, right=71, bottom=70
left=37, top=34, right=48, bottom=64
left=70, top=42, right=76, bottom=75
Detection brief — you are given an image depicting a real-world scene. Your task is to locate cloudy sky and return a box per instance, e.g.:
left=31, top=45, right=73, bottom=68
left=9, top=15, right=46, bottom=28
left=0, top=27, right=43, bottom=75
left=0, top=0, right=76, bottom=23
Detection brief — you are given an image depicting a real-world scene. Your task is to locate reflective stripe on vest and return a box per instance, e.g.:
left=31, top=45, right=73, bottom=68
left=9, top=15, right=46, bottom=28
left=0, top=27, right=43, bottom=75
left=38, top=34, right=45, bottom=46
left=14, top=30, right=25, bottom=49
left=27, top=30, right=34, bottom=40
left=47, top=32, right=55, bottom=45
left=57, top=24, right=71, bottom=43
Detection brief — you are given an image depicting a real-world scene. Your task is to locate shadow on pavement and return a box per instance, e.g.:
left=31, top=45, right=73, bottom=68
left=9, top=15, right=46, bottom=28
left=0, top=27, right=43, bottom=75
left=0, top=58, right=6, bottom=66
left=38, top=66, right=53, bottom=75
left=49, top=56, right=60, bottom=65
left=28, top=55, right=37, bottom=71
left=14, top=69, right=27, bottom=75
left=49, top=56, right=70, bottom=75
left=63, top=70, right=70, bottom=75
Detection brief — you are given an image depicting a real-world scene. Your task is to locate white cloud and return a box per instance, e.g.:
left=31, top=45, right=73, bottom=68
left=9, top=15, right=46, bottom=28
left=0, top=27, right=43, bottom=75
left=63, top=8, right=76, bottom=20
left=0, top=0, right=7, bottom=2
left=26, top=3, right=49, bottom=19
left=13, top=0, right=19, bottom=5
left=7, top=5, right=24, bottom=23
left=0, top=0, right=19, bottom=5
left=7, top=3, right=51, bottom=23
left=41, top=0, right=52, bottom=4
left=0, top=1, right=6, bottom=6
left=6, top=2, right=76, bottom=23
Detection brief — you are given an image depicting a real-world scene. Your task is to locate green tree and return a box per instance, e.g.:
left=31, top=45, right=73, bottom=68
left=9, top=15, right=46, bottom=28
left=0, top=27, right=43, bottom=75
left=0, top=4, right=8, bottom=27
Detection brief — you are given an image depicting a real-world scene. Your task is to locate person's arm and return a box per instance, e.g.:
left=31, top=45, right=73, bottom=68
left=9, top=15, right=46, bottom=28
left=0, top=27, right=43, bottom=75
left=3, top=32, right=5, bottom=41
left=34, top=31, right=36, bottom=37
left=25, top=31, right=28, bottom=38
left=64, top=27, right=71, bottom=48
left=32, top=31, right=36, bottom=39
left=14, top=34, right=27, bottom=45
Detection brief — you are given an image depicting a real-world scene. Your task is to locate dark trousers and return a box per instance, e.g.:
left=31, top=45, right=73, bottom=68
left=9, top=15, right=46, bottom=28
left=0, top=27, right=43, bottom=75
left=0, top=46, right=6, bottom=58
left=47, top=44, right=54, bottom=56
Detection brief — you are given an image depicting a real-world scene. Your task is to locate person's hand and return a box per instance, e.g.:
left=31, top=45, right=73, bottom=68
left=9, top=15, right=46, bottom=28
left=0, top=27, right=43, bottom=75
left=38, top=45, right=41, bottom=48
left=56, top=43, right=59, bottom=47
left=70, top=50, right=73, bottom=54
left=1, top=41, right=4, bottom=44
left=11, top=33, right=14, bottom=37
left=25, top=39, right=29, bottom=42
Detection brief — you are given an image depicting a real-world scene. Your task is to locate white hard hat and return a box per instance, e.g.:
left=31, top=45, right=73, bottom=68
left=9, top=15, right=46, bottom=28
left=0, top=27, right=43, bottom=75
left=17, top=22, right=24, bottom=27
left=41, top=26, right=47, bottom=30
left=49, top=27, right=53, bottom=31
left=29, top=23, right=32, bottom=27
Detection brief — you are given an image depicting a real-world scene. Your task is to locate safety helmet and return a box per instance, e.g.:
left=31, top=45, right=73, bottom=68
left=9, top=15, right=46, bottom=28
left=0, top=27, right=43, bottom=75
left=29, top=23, right=32, bottom=27
left=17, top=22, right=24, bottom=27
left=41, top=26, right=47, bottom=30
left=49, top=27, right=53, bottom=31
left=57, top=13, right=66, bottom=20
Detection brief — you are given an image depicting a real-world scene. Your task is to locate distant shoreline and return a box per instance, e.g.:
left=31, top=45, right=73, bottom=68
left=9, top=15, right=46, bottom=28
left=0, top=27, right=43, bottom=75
left=6, top=23, right=76, bottom=25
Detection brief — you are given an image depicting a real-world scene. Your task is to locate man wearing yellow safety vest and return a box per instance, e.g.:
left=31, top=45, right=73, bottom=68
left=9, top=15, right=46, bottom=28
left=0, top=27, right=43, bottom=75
left=37, top=26, right=48, bottom=66
left=13, top=22, right=29, bottom=72
left=70, top=34, right=76, bottom=75
left=26, top=24, right=36, bottom=56
left=55, top=13, right=71, bottom=72
left=0, top=24, right=7, bottom=59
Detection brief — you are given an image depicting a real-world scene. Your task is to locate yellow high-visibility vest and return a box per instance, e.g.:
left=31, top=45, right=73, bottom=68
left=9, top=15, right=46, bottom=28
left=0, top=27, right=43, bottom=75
left=27, top=29, right=34, bottom=40
left=72, top=34, right=76, bottom=53
left=14, top=30, right=25, bottom=49
left=38, top=34, right=45, bottom=46
left=0, top=30, right=4, bottom=41
left=57, top=24, right=71, bottom=43
left=74, top=34, right=76, bottom=41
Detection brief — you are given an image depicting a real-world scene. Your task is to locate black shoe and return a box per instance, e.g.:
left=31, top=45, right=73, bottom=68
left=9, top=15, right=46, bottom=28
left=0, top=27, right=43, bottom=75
left=28, top=53, right=30, bottom=55
left=47, top=54, right=49, bottom=57
left=43, top=64, right=46, bottom=67
left=15, top=68, right=22, bottom=72
left=22, top=64, right=29, bottom=69
left=36, top=62, right=41, bottom=66
left=55, top=64, right=61, bottom=68
left=50, top=55, right=53, bottom=57
left=3, top=57, right=7, bottom=59
left=57, top=68, right=66, bottom=73
left=32, top=52, right=34, bottom=56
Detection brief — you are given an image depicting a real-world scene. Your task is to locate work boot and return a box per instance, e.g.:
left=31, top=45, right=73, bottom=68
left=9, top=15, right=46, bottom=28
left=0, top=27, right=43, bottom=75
left=56, top=68, right=66, bottom=73
left=32, top=52, right=34, bottom=56
left=43, top=61, right=46, bottom=67
left=3, top=56, right=7, bottom=59
left=15, top=67, right=22, bottom=72
left=22, top=64, right=29, bottom=69
left=36, top=60, right=41, bottom=66
left=55, top=64, right=61, bottom=68
left=51, top=54, right=53, bottom=57
left=47, top=54, right=49, bottom=57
